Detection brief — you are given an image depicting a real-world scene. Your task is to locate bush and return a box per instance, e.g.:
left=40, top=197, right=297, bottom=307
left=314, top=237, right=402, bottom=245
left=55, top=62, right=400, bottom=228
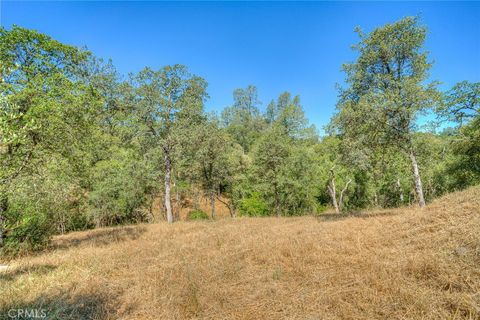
left=239, top=193, right=269, bottom=217
left=1, top=212, right=52, bottom=255
left=188, top=209, right=210, bottom=220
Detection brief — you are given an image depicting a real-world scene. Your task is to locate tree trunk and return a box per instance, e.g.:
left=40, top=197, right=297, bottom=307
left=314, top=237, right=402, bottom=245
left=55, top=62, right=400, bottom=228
left=338, top=179, right=352, bottom=211
left=0, top=195, right=8, bottom=246
left=409, top=150, right=426, bottom=208
left=210, top=192, right=216, bottom=219
left=164, top=153, right=174, bottom=223
left=327, top=178, right=339, bottom=214
left=0, top=214, right=4, bottom=246
left=216, top=195, right=235, bottom=218
left=396, top=178, right=404, bottom=203
left=229, top=206, right=236, bottom=218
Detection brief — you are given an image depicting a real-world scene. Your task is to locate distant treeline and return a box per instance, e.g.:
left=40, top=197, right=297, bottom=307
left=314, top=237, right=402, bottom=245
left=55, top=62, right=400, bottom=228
left=1, top=17, right=478, bottom=254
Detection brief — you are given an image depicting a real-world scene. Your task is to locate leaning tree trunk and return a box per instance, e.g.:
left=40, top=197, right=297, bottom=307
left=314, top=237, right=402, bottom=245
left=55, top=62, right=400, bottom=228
left=409, top=150, right=426, bottom=208
left=164, top=153, right=174, bottom=223
left=327, top=178, right=340, bottom=214
left=216, top=194, right=236, bottom=218
left=338, top=179, right=352, bottom=211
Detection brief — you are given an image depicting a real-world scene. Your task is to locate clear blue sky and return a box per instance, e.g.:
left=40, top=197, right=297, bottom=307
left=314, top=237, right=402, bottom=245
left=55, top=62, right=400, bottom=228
left=1, top=1, right=479, bottom=130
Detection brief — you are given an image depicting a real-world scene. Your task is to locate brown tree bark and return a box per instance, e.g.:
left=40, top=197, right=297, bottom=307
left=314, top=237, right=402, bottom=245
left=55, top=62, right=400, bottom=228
left=216, top=195, right=236, bottom=218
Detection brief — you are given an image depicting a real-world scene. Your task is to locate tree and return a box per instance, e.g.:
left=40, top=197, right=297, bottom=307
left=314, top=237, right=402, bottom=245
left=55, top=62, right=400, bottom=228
left=131, top=65, right=207, bottom=223
left=439, top=81, right=479, bottom=127
left=186, top=118, right=231, bottom=219
left=221, top=85, right=265, bottom=152
left=331, top=17, right=439, bottom=207
left=315, top=136, right=356, bottom=213
left=265, top=92, right=314, bottom=139
left=251, top=126, right=318, bottom=216
left=0, top=26, right=96, bottom=247
left=446, top=117, right=480, bottom=187
left=436, top=81, right=480, bottom=189
left=251, top=127, right=290, bottom=216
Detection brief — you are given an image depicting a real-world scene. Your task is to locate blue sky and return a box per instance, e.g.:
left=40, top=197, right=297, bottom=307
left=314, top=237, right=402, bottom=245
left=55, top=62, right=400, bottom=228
left=1, top=1, right=479, bottom=131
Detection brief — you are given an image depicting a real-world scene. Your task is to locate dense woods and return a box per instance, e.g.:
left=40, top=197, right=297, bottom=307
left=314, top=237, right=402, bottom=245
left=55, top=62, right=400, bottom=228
left=0, top=17, right=479, bottom=254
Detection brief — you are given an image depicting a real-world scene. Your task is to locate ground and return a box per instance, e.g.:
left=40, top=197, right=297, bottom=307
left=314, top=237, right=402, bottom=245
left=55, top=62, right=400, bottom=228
left=1, top=187, right=479, bottom=319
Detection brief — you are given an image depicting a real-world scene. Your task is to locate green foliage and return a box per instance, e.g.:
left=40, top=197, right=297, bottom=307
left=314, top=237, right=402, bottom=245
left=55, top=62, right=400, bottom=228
left=446, top=117, right=480, bottom=187
left=0, top=22, right=478, bottom=255
left=188, top=209, right=210, bottom=220
left=221, top=85, right=265, bottom=152
left=438, top=81, right=479, bottom=126
left=87, top=148, right=152, bottom=227
left=239, top=193, right=269, bottom=217
left=331, top=16, right=442, bottom=208
left=2, top=210, right=52, bottom=255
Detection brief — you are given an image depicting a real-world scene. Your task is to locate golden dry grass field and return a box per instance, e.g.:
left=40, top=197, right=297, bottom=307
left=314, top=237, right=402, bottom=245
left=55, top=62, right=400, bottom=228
left=1, top=187, right=479, bottom=320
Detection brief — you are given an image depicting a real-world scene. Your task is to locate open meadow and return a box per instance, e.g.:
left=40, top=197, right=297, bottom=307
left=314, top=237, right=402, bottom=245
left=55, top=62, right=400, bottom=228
left=1, top=187, right=479, bottom=319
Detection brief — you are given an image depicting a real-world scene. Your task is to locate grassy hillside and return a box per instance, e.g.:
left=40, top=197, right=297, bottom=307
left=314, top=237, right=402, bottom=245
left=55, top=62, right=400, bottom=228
left=1, top=187, right=479, bottom=319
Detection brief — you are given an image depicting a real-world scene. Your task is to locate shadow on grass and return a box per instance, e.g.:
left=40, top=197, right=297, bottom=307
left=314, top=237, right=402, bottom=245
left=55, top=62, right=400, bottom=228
left=0, top=289, right=120, bottom=320
left=0, top=264, right=57, bottom=282
left=50, top=226, right=147, bottom=251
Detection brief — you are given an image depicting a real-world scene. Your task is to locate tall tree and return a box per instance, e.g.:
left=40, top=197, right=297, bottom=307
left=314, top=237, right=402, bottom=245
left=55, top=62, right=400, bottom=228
left=131, top=65, right=207, bottom=223
left=251, top=127, right=290, bottom=216
left=188, top=118, right=234, bottom=219
left=332, top=17, right=439, bottom=207
left=221, top=85, right=265, bottom=152
left=265, top=92, right=310, bottom=139
left=438, top=82, right=480, bottom=189
left=0, top=26, right=96, bottom=245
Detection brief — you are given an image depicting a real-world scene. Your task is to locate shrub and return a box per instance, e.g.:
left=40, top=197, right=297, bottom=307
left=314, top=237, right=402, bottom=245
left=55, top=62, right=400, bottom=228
left=239, top=193, right=269, bottom=217
left=1, top=212, right=52, bottom=255
left=188, top=209, right=210, bottom=220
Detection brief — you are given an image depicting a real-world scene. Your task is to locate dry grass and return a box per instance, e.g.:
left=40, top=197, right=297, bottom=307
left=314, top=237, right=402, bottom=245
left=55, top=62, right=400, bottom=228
left=1, top=187, right=479, bottom=319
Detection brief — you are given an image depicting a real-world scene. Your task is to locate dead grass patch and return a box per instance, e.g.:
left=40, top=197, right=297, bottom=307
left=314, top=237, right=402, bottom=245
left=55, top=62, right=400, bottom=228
left=1, top=187, right=479, bottom=319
